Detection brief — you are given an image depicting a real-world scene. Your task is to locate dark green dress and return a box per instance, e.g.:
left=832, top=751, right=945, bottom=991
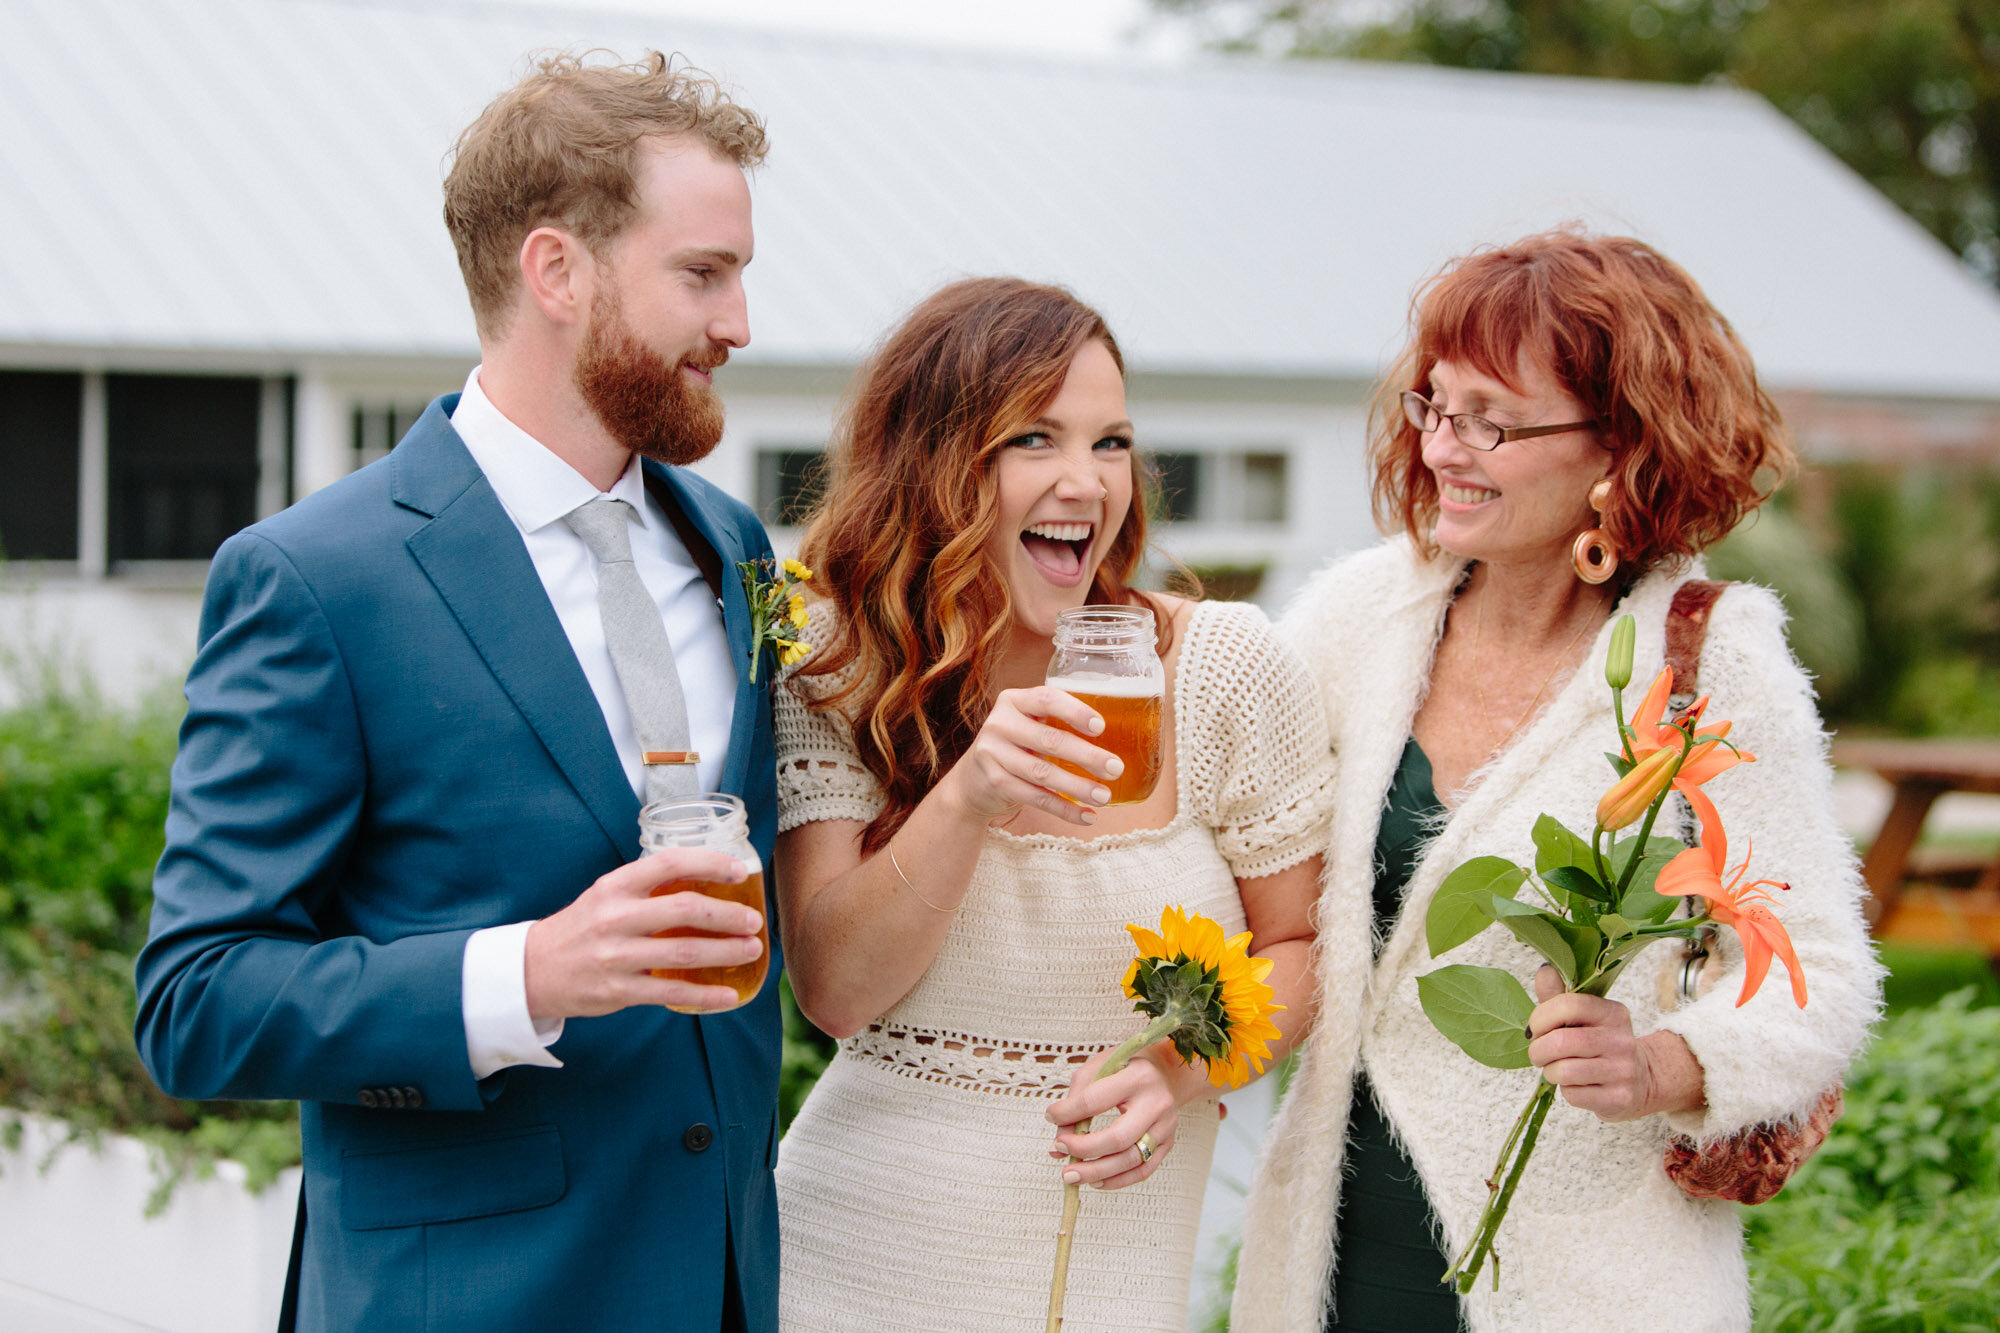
left=1326, top=737, right=1464, bottom=1331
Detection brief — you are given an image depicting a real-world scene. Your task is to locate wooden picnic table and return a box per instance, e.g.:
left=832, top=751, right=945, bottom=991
left=1832, top=738, right=2000, bottom=953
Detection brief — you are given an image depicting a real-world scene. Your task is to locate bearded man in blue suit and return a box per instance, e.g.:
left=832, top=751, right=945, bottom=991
left=136, top=53, right=785, bottom=1331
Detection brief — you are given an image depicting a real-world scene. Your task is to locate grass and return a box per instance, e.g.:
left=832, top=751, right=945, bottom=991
left=1876, top=942, right=2000, bottom=1012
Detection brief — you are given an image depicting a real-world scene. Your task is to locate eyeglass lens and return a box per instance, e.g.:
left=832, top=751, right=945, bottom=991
left=1401, top=391, right=1498, bottom=448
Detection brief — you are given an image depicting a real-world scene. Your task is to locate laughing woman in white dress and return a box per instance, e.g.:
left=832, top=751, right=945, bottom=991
left=771, top=278, right=1339, bottom=1332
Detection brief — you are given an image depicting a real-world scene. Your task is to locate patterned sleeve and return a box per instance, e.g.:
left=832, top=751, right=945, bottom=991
left=774, top=602, right=887, bottom=834
left=1187, top=602, right=1339, bottom=880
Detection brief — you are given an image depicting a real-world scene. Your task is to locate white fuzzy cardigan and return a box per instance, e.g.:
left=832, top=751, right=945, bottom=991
left=1231, top=540, right=1883, bottom=1333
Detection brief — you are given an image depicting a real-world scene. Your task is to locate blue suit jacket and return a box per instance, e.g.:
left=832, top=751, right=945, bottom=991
left=134, top=398, right=782, bottom=1332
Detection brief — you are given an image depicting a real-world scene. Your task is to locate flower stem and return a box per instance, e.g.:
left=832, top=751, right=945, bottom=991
left=1443, top=1080, right=1558, bottom=1294
left=1046, top=1011, right=1183, bottom=1333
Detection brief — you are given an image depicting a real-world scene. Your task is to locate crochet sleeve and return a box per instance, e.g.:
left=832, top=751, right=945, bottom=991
left=774, top=605, right=886, bottom=834
left=1187, top=603, right=1339, bottom=881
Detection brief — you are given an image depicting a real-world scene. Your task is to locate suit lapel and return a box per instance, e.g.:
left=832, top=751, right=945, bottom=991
left=395, top=405, right=638, bottom=860
left=645, top=461, right=759, bottom=801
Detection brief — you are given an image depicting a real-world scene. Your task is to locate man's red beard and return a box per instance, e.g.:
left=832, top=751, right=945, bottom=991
left=573, top=287, right=726, bottom=467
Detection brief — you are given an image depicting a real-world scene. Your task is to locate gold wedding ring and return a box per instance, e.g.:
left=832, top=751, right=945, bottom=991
left=1136, top=1132, right=1156, bottom=1164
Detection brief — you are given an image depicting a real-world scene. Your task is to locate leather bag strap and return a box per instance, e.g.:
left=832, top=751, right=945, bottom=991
left=1665, top=578, right=1728, bottom=706
left=1665, top=579, right=1730, bottom=998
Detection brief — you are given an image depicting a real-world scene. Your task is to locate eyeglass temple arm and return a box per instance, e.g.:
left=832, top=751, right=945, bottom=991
left=1496, top=418, right=1600, bottom=443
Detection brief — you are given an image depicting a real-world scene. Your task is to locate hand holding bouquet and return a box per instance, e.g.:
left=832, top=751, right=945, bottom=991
left=1418, top=613, right=1807, bottom=1293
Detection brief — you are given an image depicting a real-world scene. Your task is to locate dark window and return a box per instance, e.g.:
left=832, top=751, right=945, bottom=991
left=1242, top=452, right=1289, bottom=524
left=352, top=402, right=430, bottom=470
left=0, top=371, right=81, bottom=560
left=755, top=448, right=827, bottom=527
left=107, top=374, right=261, bottom=562
left=1149, top=452, right=1202, bottom=523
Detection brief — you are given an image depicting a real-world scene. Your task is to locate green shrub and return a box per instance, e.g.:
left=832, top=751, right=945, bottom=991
left=1747, top=989, right=2000, bottom=1328
left=0, top=670, right=179, bottom=964
left=1708, top=507, right=1864, bottom=699
left=1782, top=990, right=2000, bottom=1208
left=1750, top=1190, right=2000, bottom=1332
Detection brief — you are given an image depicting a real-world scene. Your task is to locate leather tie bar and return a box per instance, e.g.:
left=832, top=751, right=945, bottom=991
left=642, top=751, right=700, bottom=766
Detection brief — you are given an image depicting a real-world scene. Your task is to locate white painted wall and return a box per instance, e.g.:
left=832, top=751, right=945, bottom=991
left=0, top=1115, right=299, bottom=1333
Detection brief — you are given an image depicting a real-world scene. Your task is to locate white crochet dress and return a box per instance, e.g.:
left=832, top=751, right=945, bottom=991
left=773, top=601, right=1336, bottom=1332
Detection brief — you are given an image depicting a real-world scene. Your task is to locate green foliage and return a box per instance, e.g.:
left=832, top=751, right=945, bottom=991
left=1153, top=0, right=2000, bottom=282
left=1878, top=942, right=2000, bottom=1011
left=1823, top=466, right=2000, bottom=725
left=1749, top=1191, right=2000, bottom=1332
left=1426, top=855, right=1527, bottom=955
left=0, top=668, right=301, bottom=1207
left=1415, top=964, right=1535, bottom=1068
left=1747, top=988, right=2000, bottom=1329
left=1793, top=990, right=2000, bottom=1207
left=0, top=669, right=180, bottom=965
left=779, top=973, right=834, bottom=1132
left=1707, top=508, right=1865, bottom=699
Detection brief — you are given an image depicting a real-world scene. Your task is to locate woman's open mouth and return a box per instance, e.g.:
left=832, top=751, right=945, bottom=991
left=1020, top=521, right=1094, bottom=585
left=1440, top=482, right=1499, bottom=507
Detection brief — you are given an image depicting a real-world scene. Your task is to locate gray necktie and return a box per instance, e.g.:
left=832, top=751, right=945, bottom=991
left=563, top=496, right=699, bottom=805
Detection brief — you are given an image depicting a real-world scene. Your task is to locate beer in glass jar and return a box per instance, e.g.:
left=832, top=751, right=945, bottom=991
left=1045, top=605, right=1164, bottom=806
left=638, top=794, right=768, bottom=1012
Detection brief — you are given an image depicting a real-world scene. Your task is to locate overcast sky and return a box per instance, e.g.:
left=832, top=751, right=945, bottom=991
left=508, top=0, right=1198, bottom=58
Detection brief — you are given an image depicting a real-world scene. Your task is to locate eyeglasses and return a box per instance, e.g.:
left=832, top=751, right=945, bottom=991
left=1400, top=390, right=1598, bottom=452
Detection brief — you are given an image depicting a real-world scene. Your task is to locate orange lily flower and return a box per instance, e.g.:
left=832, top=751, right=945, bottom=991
left=1626, top=666, right=1754, bottom=793
left=1655, top=786, right=1807, bottom=1008
left=1597, top=746, right=1679, bottom=830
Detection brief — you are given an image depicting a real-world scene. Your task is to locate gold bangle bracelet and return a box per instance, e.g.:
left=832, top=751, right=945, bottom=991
left=886, top=845, right=957, bottom=913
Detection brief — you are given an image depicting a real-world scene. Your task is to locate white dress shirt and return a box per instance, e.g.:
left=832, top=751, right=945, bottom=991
left=451, top=367, right=738, bottom=1078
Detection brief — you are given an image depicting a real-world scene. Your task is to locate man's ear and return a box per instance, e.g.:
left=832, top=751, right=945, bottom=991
left=518, top=226, right=593, bottom=327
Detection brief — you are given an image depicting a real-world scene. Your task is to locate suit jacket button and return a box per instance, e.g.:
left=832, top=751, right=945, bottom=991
left=357, top=1089, right=379, bottom=1109
left=386, top=1086, right=407, bottom=1109
left=401, top=1086, right=425, bottom=1110
left=683, top=1123, right=714, bottom=1153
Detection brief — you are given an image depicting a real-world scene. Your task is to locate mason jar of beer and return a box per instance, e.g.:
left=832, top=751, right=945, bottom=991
left=638, top=793, right=768, bottom=1012
left=1045, top=605, right=1165, bottom=806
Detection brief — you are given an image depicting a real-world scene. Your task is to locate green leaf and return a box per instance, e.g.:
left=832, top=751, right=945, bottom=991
left=1598, top=912, right=1636, bottom=939
left=1543, top=864, right=1615, bottom=907
left=1604, top=751, right=1636, bottom=778
left=1618, top=853, right=1685, bottom=924
left=1417, top=965, right=1536, bottom=1069
left=1531, top=815, right=1597, bottom=879
left=1426, top=856, right=1529, bottom=957
left=1490, top=897, right=1603, bottom=987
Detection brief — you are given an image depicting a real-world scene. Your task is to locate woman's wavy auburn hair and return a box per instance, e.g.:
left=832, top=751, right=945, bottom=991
left=793, top=277, right=1162, bottom=854
left=1372, top=229, right=1795, bottom=572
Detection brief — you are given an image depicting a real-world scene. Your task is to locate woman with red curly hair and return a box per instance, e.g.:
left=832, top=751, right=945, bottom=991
left=1231, top=231, right=1882, bottom=1332
left=770, top=277, right=1338, bottom=1330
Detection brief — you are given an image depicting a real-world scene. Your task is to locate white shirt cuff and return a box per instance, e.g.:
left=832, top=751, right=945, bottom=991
left=462, top=921, right=565, bottom=1080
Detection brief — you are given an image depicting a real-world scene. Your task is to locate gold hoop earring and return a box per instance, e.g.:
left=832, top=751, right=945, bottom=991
left=1572, top=477, right=1619, bottom=585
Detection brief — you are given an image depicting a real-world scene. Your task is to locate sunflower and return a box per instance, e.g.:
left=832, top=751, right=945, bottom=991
left=1120, top=905, right=1284, bottom=1089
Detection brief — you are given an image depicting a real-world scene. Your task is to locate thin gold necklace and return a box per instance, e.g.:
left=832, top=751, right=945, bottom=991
left=1469, top=591, right=1599, bottom=755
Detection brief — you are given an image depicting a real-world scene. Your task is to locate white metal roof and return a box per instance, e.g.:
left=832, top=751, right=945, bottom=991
left=4, top=0, right=1999, bottom=398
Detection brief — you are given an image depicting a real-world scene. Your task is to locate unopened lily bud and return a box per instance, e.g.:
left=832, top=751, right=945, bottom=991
left=1605, top=614, right=1635, bottom=691
left=1597, top=745, right=1678, bottom=831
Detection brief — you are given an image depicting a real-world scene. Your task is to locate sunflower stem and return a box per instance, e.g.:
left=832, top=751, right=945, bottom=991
left=1046, top=1010, right=1184, bottom=1333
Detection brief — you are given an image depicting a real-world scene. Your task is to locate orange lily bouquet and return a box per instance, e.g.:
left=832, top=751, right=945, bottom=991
left=1045, top=907, right=1283, bottom=1332
left=1419, top=613, right=1808, bottom=1293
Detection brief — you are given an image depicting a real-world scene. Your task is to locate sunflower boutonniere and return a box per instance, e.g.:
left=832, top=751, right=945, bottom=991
left=736, top=556, right=813, bottom=685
